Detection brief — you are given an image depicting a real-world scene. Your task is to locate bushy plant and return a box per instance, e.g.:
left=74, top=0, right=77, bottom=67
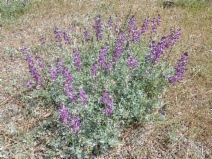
left=22, top=15, right=188, bottom=158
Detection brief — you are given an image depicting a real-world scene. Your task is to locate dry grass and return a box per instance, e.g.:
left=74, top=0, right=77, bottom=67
left=0, top=0, right=212, bottom=158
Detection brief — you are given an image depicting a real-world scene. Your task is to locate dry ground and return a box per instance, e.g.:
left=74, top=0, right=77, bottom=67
left=0, top=0, right=212, bottom=158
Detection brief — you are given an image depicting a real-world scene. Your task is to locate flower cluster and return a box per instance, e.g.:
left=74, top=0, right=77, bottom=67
left=58, top=104, right=71, bottom=125
left=146, top=28, right=181, bottom=63
left=58, top=104, right=81, bottom=133
left=26, top=54, right=42, bottom=85
left=127, top=15, right=141, bottom=42
left=168, top=52, right=189, bottom=85
left=79, top=88, right=87, bottom=104
left=113, top=31, right=126, bottom=61
left=91, top=61, right=98, bottom=77
left=49, top=66, right=58, bottom=82
left=101, top=91, right=114, bottom=116
left=84, top=28, right=90, bottom=42
left=151, top=15, right=161, bottom=33
left=141, top=18, right=149, bottom=35
left=127, top=54, right=138, bottom=69
left=64, top=82, right=77, bottom=103
left=73, top=49, right=82, bottom=71
left=63, top=30, right=71, bottom=44
left=70, top=117, right=81, bottom=133
left=108, top=16, right=113, bottom=29
left=54, top=27, right=62, bottom=42
left=93, top=15, right=103, bottom=41
left=36, top=56, right=44, bottom=69
left=98, top=44, right=109, bottom=68
left=165, top=28, right=181, bottom=48
left=56, top=58, right=63, bottom=74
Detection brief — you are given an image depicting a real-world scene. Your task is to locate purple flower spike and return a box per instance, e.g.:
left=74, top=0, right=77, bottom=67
left=73, top=49, right=82, bottom=72
left=84, top=28, right=90, bottom=42
left=63, top=30, right=71, bottom=44
left=141, top=18, right=149, bottom=35
left=169, top=52, right=189, bottom=85
left=98, top=45, right=109, bottom=68
left=103, top=107, right=113, bottom=116
left=151, top=17, right=157, bottom=33
left=101, top=91, right=114, bottom=116
left=56, top=58, right=63, bottom=74
left=127, top=15, right=141, bottom=42
left=21, top=46, right=28, bottom=54
left=146, top=36, right=168, bottom=64
left=25, top=79, right=34, bottom=90
left=79, top=88, right=87, bottom=104
left=108, top=16, right=113, bottom=29
left=26, top=54, right=42, bottom=84
left=54, top=27, right=62, bottom=42
left=70, top=117, right=81, bottom=133
left=58, top=104, right=71, bottom=125
left=91, top=61, right=98, bottom=77
left=113, top=31, right=126, bottom=61
left=36, top=56, right=44, bottom=68
left=127, top=55, right=138, bottom=69
left=49, top=66, right=58, bottom=82
left=166, top=28, right=181, bottom=48
left=62, top=67, right=73, bottom=84
left=93, top=15, right=103, bottom=41
left=64, top=81, right=77, bottom=103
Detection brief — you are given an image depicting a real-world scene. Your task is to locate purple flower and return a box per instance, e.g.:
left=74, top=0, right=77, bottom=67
left=21, top=46, right=28, bottom=54
left=84, top=28, right=90, bottom=42
left=93, top=15, right=103, bottom=41
left=165, top=28, right=181, bottom=48
left=36, top=56, right=44, bottom=68
left=127, top=15, right=141, bottom=42
left=98, top=45, right=109, bottom=68
left=114, top=25, right=119, bottom=35
left=146, top=36, right=168, bottom=64
left=70, top=117, right=81, bottom=133
left=91, top=61, right=98, bottom=77
left=56, top=58, right=63, bottom=74
left=103, top=107, right=113, bottom=116
left=39, top=37, right=45, bottom=45
left=63, top=30, right=71, bottom=44
left=26, top=54, right=42, bottom=84
left=73, top=49, right=82, bottom=71
left=64, top=81, right=77, bottom=103
left=49, top=66, right=58, bottom=81
left=151, top=17, right=157, bottom=33
left=79, top=88, right=87, bottom=104
left=25, top=79, right=34, bottom=90
left=141, top=18, right=149, bottom=35
left=54, top=27, right=62, bottom=42
left=127, top=55, right=138, bottom=69
left=169, top=52, right=189, bottom=85
left=101, top=91, right=114, bottom=116
left=58, top=104, right=71, bottom=125
left=62, top=67, right=73, bottom=84
left=104, top=60, right=112, bottom=71
left=108, top=16, right=113, bottom=29
left=113, top=31, right=126, bottom=61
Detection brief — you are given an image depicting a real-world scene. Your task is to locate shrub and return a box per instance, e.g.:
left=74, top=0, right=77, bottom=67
left=22, top=15, right=188, bottom=158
